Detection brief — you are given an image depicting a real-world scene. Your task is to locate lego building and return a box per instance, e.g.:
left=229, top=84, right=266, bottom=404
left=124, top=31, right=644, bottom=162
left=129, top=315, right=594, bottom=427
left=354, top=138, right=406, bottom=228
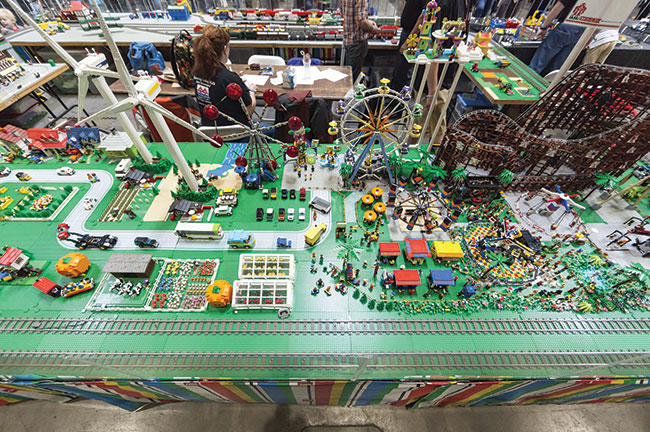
left=404, top=238, right=431, bottom=265
left=102, top=254, right=155, bottom=278
left=432, top=241, right=464, bottom=261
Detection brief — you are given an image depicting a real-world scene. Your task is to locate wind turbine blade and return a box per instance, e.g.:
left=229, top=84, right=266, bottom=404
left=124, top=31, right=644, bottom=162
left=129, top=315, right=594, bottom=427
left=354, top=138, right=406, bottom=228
left=85, top=66, right=122, bottom=80
left=139, top=99, right=226, bottom=148
left=6, top=0, right=79, bottom=68
left=540, top=188, right=553, bottom=195
left=77, top=75, right=90, bottom=122
left=87, top=0, right=138, bottom=95
left=76, top=98, right=136, bottom=126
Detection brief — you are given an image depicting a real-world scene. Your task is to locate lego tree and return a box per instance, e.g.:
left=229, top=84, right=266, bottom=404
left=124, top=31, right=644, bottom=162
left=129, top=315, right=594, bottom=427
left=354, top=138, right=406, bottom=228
left=336, top=241, right=362, bottom=283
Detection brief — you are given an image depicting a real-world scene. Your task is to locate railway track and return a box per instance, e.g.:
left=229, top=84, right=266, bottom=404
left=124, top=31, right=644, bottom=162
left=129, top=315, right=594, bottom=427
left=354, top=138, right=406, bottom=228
left=2, top=317, right=650, bottom=336
left=0, top=350, right=649, bottom=371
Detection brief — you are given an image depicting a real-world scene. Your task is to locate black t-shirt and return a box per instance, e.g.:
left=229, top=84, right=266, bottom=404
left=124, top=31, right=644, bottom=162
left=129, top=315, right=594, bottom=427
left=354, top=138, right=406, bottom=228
left=195, top=63, right=252, bottom=127
left=401, top=0, right=428, bottom=32
left=434, top=0, right=469, bottom=88
left=557, top=0, right=579, bottom=22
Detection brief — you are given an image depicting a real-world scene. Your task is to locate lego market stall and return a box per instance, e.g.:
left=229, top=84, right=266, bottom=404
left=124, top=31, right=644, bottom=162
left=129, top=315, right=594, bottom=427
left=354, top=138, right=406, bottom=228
left=2, top=0, right=650, bottom=411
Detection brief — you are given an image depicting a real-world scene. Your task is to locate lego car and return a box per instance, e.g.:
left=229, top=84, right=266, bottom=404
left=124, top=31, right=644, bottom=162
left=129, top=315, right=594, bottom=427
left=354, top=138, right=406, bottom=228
left=281, top=188, right=288, bottom=199
left=0, top=167, right=10, bottom=177
left=262, top=188, right=270, bottom=199
left=83, top=197, right=97, bottom=211
left=15, top=172, right=30, bottom=181
left=278, top=207, right=286, bottom=221
left=214, top=205, right=233, bottom=216
left=299, top=187, right=306, bottom=200
left=299, top=207, right=306, bottom=221
left=287, top=208, right=295, bottom=221
left=276, top=237, right=292, bottom=248
left=266, top=207, right=274, bottom=221
left=270, top=187, right=277, bottom=199
left=134, top=236, right=159, bottom=248
left=56, top=166, right=75, bottom=176
left=256, top=207, right=264, bottom=221
left=289, top=189, right=296, bottom=199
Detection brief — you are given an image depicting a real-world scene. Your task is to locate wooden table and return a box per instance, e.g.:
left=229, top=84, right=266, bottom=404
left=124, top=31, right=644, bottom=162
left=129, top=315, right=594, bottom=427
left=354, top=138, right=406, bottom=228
left=110, top=64, right=353, bottom=101
left=0, top=63, right=69, bottom=112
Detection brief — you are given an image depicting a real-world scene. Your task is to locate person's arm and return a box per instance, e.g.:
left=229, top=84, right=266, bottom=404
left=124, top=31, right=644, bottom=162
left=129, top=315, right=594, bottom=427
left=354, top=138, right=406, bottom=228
left=357, top=0, right=379, bottom=33
left=237, top=76, right=256, bottom=116
left=536, top=1, right=565, bottom=39
left=400, top=12, right=425, bottom=53
left=247, top=85, right=257, bottom=115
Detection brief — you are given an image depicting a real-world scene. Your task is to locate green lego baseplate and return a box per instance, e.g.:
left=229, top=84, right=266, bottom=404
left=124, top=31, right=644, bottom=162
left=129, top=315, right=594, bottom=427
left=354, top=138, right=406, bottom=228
left=0, top=141, right=649, bottom=381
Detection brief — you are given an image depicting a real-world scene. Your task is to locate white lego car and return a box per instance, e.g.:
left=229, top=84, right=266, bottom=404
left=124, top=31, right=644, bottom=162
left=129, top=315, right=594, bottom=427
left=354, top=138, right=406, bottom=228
left=298, top=207, right=306, bottom=221
left=83, top=197, right=97, bottom=211
left=56, top=166, right=75, bottom=176
left=287, top=208, right=295, bottom=221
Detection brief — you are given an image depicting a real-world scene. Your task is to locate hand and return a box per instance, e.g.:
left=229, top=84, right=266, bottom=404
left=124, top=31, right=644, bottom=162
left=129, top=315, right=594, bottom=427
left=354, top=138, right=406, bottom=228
left=536, top=28, right=548, bottom=39
left=370, top=21, right=379, bottom=33
left=400, top=41, right=407, bottom=54
left=424, top=94, right=435, bottom=109
left=248, top=83, right=257, bottom=92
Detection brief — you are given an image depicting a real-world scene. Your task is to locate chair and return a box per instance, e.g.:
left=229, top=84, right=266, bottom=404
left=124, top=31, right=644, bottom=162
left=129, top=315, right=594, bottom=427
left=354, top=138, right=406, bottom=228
left=435, top=64, right=650, bottom=192
left=543, top=69, right=562, bottom=82
left=286, top=57, right=322, bottom=66
left=247, top=55, right=286, bottom=66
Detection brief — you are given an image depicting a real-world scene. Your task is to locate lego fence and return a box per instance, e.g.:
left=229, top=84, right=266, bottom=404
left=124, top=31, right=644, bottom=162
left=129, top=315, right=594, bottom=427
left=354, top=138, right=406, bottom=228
left=1, top=378, right=650, bottom=410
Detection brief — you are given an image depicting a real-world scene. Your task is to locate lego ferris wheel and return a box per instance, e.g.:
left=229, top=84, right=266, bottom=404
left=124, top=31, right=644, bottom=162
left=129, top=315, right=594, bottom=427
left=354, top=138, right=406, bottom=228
left=336, top=78, right=419, bottom=185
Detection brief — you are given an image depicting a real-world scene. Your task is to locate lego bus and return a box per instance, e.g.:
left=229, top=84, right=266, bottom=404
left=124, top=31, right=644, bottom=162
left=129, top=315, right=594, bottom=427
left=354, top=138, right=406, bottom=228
left=174, top=222, right=223, bottom=240
left=227, top=230, right=256, bottom=248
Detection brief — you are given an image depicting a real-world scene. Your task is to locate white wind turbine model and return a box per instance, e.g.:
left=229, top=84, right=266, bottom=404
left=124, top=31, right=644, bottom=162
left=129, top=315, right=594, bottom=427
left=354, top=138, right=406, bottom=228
left=6, top=0, right=154, bottom=165
left=12, top=0, right=226, bottom=191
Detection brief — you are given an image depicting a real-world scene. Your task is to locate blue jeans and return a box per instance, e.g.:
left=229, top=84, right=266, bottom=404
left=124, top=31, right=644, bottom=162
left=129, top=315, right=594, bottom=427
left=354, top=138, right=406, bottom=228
left=474, top=0, right=495, bottom=18
left=529, top=23, right=585, bottom=75
left=344, top=39, right=368, bottom=82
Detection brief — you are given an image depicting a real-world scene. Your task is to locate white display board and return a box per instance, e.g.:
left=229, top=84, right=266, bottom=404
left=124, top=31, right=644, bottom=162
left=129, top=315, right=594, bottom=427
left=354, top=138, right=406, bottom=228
left=565, top=0, right=638, bottom=29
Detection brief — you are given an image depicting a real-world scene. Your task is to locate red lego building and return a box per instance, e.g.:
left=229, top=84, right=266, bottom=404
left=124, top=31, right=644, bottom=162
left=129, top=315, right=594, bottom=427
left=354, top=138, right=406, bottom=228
left=393, top=269, right=421, bottom=294
left=33, top=276, right=62, bottom=296
left=378, top=242, right=401, bottom=264
left=404, top=238, right=431, bottom=265
left=27, top=128, right=68, bottom=157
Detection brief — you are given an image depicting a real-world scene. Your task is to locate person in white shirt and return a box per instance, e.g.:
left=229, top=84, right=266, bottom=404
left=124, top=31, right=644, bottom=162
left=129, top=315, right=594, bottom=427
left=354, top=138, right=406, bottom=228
left=583, top=29, right=619, bottom=65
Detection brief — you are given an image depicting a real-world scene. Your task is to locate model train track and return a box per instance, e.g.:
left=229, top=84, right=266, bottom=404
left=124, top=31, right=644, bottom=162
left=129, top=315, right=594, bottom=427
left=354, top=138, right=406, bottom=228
left=1, top=317, right=650, bottom=335
left=0, top=350, right=649, bottom=372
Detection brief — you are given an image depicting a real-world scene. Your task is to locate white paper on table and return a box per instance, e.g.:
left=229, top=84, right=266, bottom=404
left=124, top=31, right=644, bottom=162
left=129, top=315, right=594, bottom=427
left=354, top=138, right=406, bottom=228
left=294, top=66, right=322, bottom=85
left=270, top=71, right=283, bottom=86
left=242, top=74, right=270, bottom=86
left=319, top=68, right=348, bottom=82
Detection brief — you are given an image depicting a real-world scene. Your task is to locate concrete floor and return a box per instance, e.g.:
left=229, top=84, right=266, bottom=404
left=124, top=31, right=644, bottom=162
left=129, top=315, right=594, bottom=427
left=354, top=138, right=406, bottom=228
left=0, top=400, right=649, bottom=432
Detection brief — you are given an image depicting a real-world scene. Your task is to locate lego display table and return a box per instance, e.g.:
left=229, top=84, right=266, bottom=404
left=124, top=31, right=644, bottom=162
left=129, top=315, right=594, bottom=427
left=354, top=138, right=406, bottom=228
left=0, top=141, right=649, bottom=410
left=0, top=63, right=69, bottom=113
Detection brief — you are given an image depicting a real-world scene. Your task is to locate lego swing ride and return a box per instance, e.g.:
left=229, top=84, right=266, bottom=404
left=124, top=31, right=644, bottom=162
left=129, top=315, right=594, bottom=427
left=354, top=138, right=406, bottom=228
left=0, top=0, right=649, bottom=383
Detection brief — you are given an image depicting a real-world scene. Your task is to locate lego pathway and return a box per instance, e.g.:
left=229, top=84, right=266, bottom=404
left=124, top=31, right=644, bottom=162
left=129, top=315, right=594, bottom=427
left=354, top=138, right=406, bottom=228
left=0, top=169, right=332, bottom=251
